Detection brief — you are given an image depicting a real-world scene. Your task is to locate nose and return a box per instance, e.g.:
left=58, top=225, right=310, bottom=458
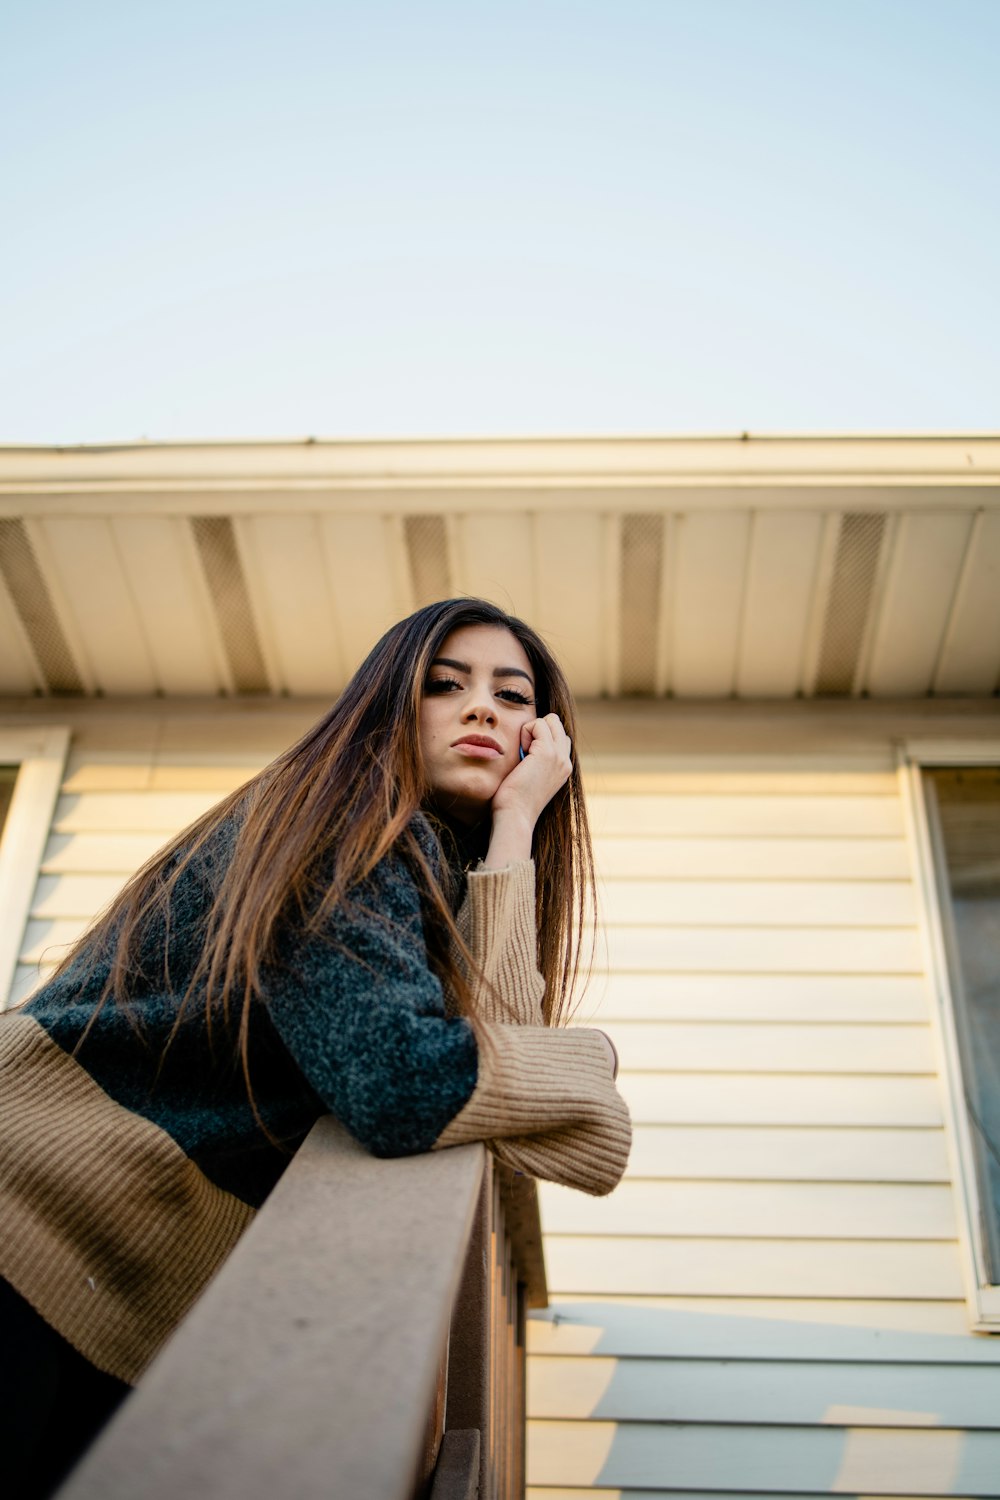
left=461, top=697, right=497, bottom=726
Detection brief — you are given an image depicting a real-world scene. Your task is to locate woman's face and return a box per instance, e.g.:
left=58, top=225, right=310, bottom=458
left=419, top=623, right=538, bottom=824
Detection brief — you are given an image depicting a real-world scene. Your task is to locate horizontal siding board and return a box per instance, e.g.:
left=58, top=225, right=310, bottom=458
left=583, top=768, right=900, bottom=795
left=543, top=1238, right=962, bottom=1299
left=57, top=762, right=253, bottom=796
left=601, top=925, right=922, bottom=973
left=593, top=836, right=911, bottom=878
left=588, top=794, right=904, bottom=837
left=42, top=832, right=173, bottom=874
left=153, top=718, right=307, bottom=757
left=52, top=791, right=220, bottom=833
left=581, top=973, right=931, bottom=1022
left=538, top=1180, right=956, bottom=1240
left=606, top=1021, right=933, bottom=1074
left=626, top=1126, right=950, bottom=1182
left=620, top=1074, right=942, bottom=1126
left=527, top=1355, right=1000, bottom=1427
left=146, top=766, right=258, bottom=792
left=32, top=873, right=131, bottom=918
left=596, top=879, right=918, bottom=927
left=527, top=1299, right=1000, bottom=1359
left=21, top=919, right=90, bottom=964
left=61, top=760, right=154, bottom=793
left=527, top=1418, right=1000, bottom=1494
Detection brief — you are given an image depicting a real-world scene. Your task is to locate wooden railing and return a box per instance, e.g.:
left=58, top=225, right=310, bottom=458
left=56, top=1118, right=547, bottom=1500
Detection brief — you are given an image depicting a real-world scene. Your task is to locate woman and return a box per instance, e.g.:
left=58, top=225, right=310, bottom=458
left=0, top=597, right=630, bottom=1494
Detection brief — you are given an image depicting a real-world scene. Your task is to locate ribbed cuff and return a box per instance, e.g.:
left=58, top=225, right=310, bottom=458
left=434, top=1024, right=632, bottom=1196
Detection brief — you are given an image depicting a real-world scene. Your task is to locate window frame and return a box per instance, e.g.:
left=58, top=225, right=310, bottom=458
left=900, top=738, right=1000, bottom=1329
left=0, top=726, right=70, bottom=1009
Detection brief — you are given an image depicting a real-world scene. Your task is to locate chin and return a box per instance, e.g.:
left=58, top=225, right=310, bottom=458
left=430, top=776, right=497, bottom=825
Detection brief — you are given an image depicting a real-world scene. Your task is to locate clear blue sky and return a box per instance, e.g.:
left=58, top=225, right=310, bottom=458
left=2, top=0, right=997, bottom=441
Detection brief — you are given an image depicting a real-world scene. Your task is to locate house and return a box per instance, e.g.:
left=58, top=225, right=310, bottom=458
left=2, top=435, right=999, bottom=1497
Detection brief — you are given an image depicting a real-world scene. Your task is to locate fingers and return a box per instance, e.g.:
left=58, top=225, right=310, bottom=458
left=525, top=712, right=572, bottom=759
left=522, top=713, right=573, bottom=786
left=493, top=712, right=574, bottom=824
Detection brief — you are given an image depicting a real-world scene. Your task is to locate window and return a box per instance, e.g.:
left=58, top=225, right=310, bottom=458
left=904, top=745, right=1000, bottom=1326
left=0, top=728, right=70, bottom=1009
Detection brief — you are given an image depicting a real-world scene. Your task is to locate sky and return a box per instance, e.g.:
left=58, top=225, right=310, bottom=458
left=1, top=0, right=998, bottom=442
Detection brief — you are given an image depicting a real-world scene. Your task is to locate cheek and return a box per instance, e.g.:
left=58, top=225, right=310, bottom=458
left=420, top=703, right=453, bottom=760
left=417, top=707, right=438, bottom=762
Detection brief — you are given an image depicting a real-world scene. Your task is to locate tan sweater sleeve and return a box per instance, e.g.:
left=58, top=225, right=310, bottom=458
left=452, top=860, right=546, bottom=1024
left=434, top=1023, right=631, bottom=1196
left=442, top=861, right=631, bottom=1197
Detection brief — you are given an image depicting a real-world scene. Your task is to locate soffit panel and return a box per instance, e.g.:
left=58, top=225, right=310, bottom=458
left=0, top=519, right=86, bottom=693
left=34, top=518, right=156, bottom=694
left=934, top=510, right=1000, bottom=694
left=109, top=517, right=224, bottom=695
left=319, top=514, right=410, bottom=687
left=452, top=512, right=537, bottom=626
left=0, top=571, right=42, bottom=694
left=532, top=513, right=608, bottom=698
left=242, top=515, right=344, bottom=696
left=736, top=512, right=825, bottom=698
left=1, top=437, right=997, bottom=703
left=671, top=512, right=751, bottom=698
left=865, top=513, right=974, bottom=696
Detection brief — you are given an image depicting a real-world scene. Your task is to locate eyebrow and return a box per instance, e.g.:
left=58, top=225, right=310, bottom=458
left=430, top=656, right=534, bottom=685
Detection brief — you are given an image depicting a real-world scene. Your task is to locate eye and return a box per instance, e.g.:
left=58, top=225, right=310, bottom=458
left=496, top=687, right=534, bottom=706
left=424, top=675, right=463, bottom=695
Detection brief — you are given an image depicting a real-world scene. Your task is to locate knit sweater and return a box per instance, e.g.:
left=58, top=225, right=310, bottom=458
left=0, top=813, right=630, bottom=1384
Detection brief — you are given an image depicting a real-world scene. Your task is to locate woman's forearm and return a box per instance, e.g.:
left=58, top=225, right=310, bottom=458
left=482, top=807, right=535, bottom=869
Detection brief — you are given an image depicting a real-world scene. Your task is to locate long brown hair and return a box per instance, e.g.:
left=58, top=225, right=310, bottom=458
left=51, top=599, right=595, bottom=1082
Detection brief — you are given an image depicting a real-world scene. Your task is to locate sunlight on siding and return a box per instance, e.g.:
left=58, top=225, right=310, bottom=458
left=831, top=1427, right=963, bottom=1495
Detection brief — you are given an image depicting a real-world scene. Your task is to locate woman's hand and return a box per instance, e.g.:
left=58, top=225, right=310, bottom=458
left=493, top=713, right=573, bottom=824
left=482, top=713, right=573, bottom=868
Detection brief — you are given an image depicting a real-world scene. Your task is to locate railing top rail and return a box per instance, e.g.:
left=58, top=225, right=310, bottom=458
left=57, top=1120, right=488, bottom=1500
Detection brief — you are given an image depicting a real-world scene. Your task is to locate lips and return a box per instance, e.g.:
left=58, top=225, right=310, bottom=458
left=451, top=734, right=503, bottom=758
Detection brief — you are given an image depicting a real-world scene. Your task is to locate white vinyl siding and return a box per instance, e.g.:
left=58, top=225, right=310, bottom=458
left=528, top=766, right=1000, bottom=1499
